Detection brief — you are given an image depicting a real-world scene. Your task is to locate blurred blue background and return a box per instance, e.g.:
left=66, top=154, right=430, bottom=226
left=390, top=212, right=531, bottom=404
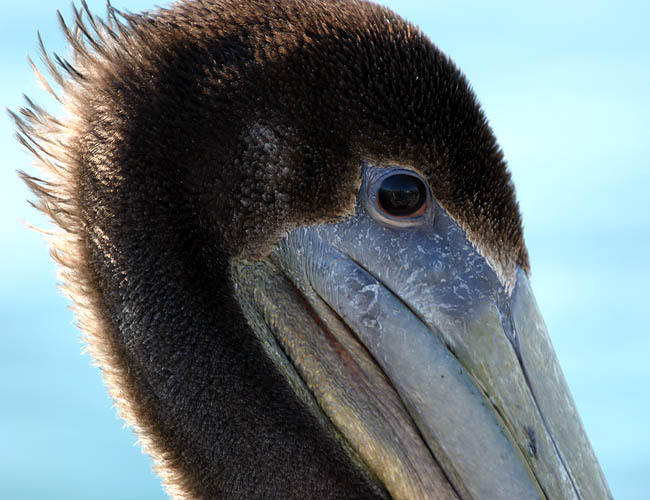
left=1, top=1, right=648, bottom=498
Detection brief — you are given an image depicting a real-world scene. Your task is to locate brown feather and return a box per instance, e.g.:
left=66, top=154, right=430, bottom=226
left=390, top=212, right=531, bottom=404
left=15, top=1, right=528, bottom=498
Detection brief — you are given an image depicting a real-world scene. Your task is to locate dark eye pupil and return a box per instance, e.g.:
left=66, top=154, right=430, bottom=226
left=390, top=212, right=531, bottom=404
left=377, top=174, right=427, bottom=217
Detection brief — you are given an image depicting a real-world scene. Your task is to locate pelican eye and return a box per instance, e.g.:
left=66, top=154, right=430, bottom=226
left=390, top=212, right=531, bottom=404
left=377, top=174, right=427, bottom=217
left=361, top=165, right=432, bottom=228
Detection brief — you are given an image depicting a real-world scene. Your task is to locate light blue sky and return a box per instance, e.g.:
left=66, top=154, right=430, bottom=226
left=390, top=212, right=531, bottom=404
left=1, top=1, right=648, bottom=499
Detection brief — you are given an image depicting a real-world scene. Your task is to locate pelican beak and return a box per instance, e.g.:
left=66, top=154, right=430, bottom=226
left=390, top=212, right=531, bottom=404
left=233, top=194, right=612, bottom=499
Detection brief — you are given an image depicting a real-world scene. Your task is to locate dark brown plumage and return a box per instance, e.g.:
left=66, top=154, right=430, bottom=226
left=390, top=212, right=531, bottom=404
left=14, top=0, right=528, bottom=498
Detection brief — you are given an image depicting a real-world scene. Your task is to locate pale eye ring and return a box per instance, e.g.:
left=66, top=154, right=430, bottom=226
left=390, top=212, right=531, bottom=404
left=361, top=165, right=433, bottom=228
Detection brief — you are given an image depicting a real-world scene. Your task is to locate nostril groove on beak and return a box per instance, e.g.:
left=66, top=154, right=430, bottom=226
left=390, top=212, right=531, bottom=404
left=525, top=426, right=538, bottom=459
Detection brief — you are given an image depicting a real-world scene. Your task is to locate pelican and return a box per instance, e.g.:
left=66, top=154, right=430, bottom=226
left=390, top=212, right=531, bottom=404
left=14, top=0, right=612, bottom=498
